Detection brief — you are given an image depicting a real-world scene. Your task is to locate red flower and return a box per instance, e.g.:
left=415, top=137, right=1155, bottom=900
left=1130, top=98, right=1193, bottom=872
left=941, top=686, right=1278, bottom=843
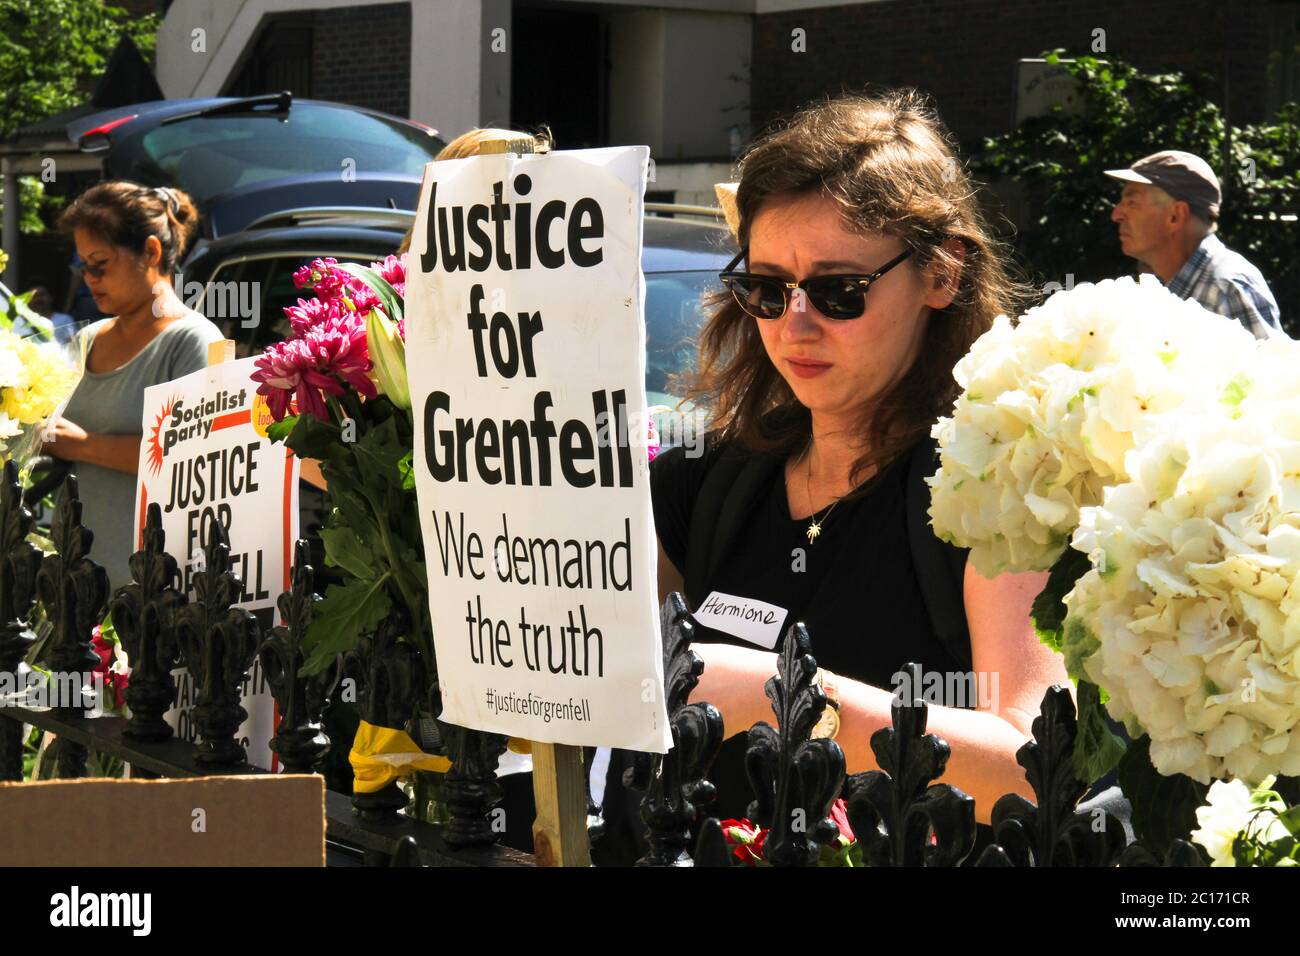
left=90, top=627, right=129, bottom=712
left=829, top=797, right=856, bottom=844
left=90, top=626, right=111, bottom=671
left=720, top=818, right=770, bottom=866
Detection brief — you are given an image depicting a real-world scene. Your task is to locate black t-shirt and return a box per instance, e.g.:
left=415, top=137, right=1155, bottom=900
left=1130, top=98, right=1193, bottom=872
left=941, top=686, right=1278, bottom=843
left=650, top=438, right=969, bottom=821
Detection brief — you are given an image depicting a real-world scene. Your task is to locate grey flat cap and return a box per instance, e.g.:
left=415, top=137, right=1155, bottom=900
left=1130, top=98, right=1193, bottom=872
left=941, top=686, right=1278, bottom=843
left=1105, top=149, right=1222, bottom=221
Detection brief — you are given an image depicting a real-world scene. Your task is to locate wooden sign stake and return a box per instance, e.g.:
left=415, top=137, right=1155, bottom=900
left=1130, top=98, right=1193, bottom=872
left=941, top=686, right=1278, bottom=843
left=207, top=338, right=236, bottom=366
left=531, top=742, right=589, bottom=867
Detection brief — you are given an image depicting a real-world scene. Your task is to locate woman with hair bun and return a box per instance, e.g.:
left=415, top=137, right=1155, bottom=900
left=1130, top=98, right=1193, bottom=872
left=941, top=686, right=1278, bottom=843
left=45, top=181, right=223, bottom=590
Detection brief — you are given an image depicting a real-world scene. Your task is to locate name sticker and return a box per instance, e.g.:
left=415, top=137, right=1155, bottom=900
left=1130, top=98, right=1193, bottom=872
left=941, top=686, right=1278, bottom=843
left=692, top=591, right=789, bottom=649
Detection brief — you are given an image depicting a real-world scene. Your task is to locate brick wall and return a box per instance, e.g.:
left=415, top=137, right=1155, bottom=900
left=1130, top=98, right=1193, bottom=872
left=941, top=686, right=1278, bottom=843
left=751, top=0, right=1281, bottom=144
left=311, top=2, right=411, bottom=117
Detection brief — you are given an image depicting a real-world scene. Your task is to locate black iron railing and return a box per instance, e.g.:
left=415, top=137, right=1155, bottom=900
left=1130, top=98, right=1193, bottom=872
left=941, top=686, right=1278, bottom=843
left=0, top=460, right=1202, bottom=867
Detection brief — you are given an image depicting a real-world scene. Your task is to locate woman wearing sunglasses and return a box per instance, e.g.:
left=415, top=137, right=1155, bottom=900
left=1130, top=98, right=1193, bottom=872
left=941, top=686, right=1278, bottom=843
left=643, top=91, right=1073, bottom=844
left=44, top=181, right=223, bottom=591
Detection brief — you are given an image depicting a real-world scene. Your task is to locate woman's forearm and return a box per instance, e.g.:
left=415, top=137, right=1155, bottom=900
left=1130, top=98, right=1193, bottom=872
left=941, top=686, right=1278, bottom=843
left=836, top=679, right=1034, bottom=826
left=690, top=642, right=1036, bottom=826
left=66, top=433, right=142, bottom=475
left=689, top=642, right=786, bottom=736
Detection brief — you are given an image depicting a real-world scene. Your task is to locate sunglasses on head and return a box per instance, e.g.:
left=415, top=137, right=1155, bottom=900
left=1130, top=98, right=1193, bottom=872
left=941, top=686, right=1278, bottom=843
left=719, top=246, right=913, bottom=320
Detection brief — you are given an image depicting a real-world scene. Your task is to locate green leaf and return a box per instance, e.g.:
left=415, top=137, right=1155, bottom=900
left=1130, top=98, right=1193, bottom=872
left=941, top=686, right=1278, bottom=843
left=336, top=262, right=404, bottom=323
left=1115, top=735, right=1208, bottom=856
left=1031, top=546, right=1092, bottom=653
left=350, top=411, right=407, bottom=490
left=301, top=573, right=393, bottom=676
left=285, top=411, right=345, bottom=462
left=267, top=414, right=300, bottom=445
left=1072, top=681, right=1127, bottom=785
left=817, top=839, right=861, bottom=867
left=319, top=526, right=380, bottom=580
left=1059, top=615, right=1101, bottom=684
left=398, top=450, right=416, bottom=491
left=97, top=607, right=117, bottom=644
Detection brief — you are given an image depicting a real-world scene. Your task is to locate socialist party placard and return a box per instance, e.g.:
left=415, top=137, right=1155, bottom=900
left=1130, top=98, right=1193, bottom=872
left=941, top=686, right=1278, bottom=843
left=404, top=146, right=671, bottom=752
left=135, top=356, right=300, bottom=769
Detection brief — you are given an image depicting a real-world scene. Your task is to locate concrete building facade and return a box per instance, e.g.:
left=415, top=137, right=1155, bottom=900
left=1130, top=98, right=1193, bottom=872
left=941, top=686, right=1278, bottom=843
left=149, top=0, right=1298, bottom=206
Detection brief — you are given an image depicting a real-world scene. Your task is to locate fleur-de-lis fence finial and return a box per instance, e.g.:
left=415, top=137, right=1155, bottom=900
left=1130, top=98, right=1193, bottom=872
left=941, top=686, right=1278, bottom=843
left=259, top=538, right=333, bottom=773
left=625, top=592, right=724, bottom=866
left=110, top=503, right=186, bottom=741
left=34, top=475, right=109, bottom=778
left=345, top=606, right=425, bottom=821
left=975, top=686, right=1127, bottom=866
left=174, top=515, right=260, bottom=768
left=743, top=622, right=846, bottom=867
left=843, top=662, right=976, bottom=867
left=437, top=679, right=509, bottom=847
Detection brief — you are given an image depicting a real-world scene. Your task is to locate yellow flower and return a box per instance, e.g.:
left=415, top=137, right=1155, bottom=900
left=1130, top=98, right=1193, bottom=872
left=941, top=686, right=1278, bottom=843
left=0, top=330, right=80, bottom=425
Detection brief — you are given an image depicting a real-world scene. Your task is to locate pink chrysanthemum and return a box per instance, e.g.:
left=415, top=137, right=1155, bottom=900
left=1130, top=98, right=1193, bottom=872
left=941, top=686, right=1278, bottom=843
left=292, top=256, right=342, bottom=292
left=370, top=254, right=406, bottom=290
left=345, top=278, right=381, bottom=315
left=283, top=296, right=341, bottom=336
left=252, top=312, right=375, bottom=421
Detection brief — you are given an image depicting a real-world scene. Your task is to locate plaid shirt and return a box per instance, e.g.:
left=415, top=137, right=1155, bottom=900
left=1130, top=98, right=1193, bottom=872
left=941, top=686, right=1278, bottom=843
left=1165, top=234, right=1283, bottom=339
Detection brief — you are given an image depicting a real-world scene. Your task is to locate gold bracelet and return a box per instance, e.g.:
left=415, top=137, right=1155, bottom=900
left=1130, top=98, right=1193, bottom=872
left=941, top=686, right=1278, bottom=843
left=811, top=668, right=841, bottom=740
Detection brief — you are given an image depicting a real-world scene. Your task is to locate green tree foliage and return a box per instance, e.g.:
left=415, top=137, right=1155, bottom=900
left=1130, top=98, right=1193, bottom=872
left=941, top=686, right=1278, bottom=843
left=0, top=0, right=157, bottom=232
left=973, top=51, right=1300, bottom=335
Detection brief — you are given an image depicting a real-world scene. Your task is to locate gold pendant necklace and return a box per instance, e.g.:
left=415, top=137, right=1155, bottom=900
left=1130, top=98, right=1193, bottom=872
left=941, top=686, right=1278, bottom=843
left=806, top=500, right=841, bottom=542
left=804, top=448, right=842, bottom=543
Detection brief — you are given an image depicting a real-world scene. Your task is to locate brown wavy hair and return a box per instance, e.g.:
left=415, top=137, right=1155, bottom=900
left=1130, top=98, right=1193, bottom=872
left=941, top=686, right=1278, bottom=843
left=59, top=180, right=200, bottom=275
left=680, top=89, right=1027, bottom=487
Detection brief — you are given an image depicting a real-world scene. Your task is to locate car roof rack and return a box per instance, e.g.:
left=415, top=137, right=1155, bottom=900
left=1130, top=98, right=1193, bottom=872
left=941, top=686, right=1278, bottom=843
left=644, top=202, right=725, bottom=220
left=244, top=206, right=417, bottom=231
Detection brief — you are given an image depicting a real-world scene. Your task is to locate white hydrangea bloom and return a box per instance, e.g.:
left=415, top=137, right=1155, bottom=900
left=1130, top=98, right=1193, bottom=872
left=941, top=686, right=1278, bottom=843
left=929, top=276, right=1257, bottom=577
left=1064, top=339, right=1300, bottom=782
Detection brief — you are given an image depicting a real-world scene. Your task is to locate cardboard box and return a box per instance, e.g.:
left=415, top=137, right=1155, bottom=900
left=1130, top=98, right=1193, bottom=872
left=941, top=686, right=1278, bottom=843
left=0, top=775, right=325, bottom=866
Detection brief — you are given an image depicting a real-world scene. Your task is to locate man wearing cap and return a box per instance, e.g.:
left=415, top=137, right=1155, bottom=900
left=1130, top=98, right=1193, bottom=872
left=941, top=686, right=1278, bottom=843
left=1107, top=149, right=1282, bottom=339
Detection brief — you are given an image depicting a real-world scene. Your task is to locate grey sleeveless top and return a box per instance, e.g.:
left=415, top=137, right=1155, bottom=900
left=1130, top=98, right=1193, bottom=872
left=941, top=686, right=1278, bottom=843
left=60, top=314, right=224, bottom=591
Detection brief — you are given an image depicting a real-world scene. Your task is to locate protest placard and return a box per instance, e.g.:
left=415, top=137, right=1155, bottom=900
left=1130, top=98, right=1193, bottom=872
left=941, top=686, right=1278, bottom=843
left=404, top=146, right=671, bottom=753
left=135, top=355, right=299, bottom=768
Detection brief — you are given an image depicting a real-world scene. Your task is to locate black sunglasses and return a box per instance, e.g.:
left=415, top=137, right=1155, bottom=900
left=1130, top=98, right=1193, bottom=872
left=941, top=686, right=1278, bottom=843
left=82, top=257, right=113, bottom=280
left=719, top=247, right=914, bottom=320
